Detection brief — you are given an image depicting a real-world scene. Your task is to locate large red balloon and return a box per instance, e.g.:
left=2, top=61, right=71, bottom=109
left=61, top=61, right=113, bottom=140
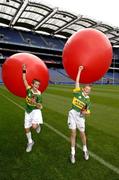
left=2, top=53, right=49, bottom=98
left=62, top=28, right=112, bottom=83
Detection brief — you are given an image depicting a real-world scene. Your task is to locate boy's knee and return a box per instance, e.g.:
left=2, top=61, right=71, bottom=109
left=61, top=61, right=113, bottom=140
left=32, top=124, right=37, bottom=129
left=80, top=131, right=86, bottom=137
left=71, top=130, right=76, bottom=137
left=25, top=128, right=30, bottom=133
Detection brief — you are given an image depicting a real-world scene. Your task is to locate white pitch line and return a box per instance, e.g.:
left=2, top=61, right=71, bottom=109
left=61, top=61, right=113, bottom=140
left=1, top=92, right=119, bottom=175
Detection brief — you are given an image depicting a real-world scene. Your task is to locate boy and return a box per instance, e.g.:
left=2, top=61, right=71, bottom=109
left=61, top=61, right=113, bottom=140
left=22, top=64, right=43, bottom=152
left=68, top=66, right=91, bottom=163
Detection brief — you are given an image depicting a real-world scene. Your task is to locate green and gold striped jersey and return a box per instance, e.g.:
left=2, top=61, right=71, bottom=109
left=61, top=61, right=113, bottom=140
left=25, top=86, right=42, bottom=113
left=72, top=88, right=91, bottom=113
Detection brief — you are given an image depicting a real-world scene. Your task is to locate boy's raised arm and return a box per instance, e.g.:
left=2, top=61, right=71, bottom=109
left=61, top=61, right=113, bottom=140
left=75, top=66, right=84, bottom=89
left=22, top=64, right=29, bottom=89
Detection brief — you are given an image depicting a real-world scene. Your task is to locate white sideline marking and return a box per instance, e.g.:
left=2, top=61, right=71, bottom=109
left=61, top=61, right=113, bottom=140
left=1, top=93, right=119, bottom=175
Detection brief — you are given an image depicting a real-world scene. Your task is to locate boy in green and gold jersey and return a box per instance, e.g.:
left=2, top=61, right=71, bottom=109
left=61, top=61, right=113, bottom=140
left=68, top=66, right=91, bottom=163
left=22, top=64, right=43, bottom=152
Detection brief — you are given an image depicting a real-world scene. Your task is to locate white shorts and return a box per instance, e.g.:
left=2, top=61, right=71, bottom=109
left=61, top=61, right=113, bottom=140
left=24, top=109, right=43, bottom=128
left=68, top=109, right=85, bottom=132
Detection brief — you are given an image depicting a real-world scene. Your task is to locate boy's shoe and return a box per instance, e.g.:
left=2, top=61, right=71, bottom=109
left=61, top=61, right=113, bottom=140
left=36, top=125, right=41, bottom=134
left=26, top=141, right=34, bottom=152
left=70, top=154, right=76, bottom=164
left=83, top=150, right=89, bottom=160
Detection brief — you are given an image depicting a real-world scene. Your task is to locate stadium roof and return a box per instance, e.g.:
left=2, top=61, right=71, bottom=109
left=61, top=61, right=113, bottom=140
left=0, top=0, right=119, bottom=46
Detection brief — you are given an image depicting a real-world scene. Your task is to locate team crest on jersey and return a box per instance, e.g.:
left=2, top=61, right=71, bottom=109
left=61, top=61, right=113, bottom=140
left=28, top=93, right=32, bottom=97
left=78, top=96, right=82, bottom=99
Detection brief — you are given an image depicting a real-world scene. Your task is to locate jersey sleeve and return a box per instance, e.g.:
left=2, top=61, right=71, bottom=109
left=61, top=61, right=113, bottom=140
left=73, top=87, right=81, bottom=93
left=26, top=86, right=31, bottom=93
left=86, top=99, right=91, bottom=114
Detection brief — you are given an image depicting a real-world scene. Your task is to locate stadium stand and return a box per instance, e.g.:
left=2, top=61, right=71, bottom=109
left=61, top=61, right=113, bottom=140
left=20, top=31, right=47, bottom=47
left=49, top=68, right=74, bottom=84
left=0, top=26, right=24, bottom=44
left=0, top=64, right=2, bottom=84
left=0, top=26, right=66, bottom=50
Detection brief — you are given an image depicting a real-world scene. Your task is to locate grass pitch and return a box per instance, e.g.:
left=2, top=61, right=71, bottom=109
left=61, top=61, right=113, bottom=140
left=0, top=84, right=119, bottom=180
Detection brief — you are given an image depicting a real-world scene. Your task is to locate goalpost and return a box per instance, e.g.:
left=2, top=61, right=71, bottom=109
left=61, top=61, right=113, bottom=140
left=108, top=67, right=119, bottom=85
left=100, top=67, right=119, bottom=85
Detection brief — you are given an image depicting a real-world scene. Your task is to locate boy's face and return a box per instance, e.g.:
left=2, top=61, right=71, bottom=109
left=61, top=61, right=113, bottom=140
left=83, top=86, right=91, bottom=96
left=32, top=81, right=40, bottom=90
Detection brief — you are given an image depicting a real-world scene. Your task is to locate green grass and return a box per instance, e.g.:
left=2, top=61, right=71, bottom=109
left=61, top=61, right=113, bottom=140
left=0, top=84, right=119, bottom=180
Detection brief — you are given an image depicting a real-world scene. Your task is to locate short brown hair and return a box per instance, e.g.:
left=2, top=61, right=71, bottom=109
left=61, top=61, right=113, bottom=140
left=83, top=84, right=92, bottom=88
left=32, top=79, right=40, bottom=84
